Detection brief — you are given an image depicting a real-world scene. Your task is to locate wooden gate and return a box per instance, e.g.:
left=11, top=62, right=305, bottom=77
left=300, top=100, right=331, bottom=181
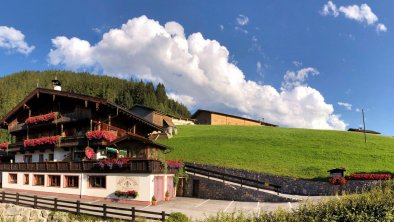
left=154, top=176, right=164, bottom=201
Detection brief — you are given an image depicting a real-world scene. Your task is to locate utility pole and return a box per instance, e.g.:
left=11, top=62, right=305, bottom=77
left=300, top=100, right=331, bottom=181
left=362, top=109, right=366, bottom=144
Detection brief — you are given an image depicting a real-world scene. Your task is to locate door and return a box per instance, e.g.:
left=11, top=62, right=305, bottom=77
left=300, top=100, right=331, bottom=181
left=192, top=179, right=199, bottom=197
left=154, top=176, right=164, bottom=201
left=166, top=176, right=174, bottom=198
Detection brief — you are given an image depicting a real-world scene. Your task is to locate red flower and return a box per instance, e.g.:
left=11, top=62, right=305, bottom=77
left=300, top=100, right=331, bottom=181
left=24, top=136, right=60, bottom=148
left=86, top=130, right=117, bottom=142
left=329, top=176, right=347, bottom=185
left=25, top=112, right=59, bottom=124
left=0, top=143, right=8, bottom=150
left=166, top=160, right=183, bottom=169
left=348, top=174, right=392, bottom=180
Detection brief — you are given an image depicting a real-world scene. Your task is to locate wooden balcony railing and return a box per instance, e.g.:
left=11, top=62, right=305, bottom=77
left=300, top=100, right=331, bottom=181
left=0, top=160, right=165, bottom=174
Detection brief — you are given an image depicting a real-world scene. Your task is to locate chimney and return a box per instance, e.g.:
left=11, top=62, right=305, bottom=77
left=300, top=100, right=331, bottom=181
left=52, top=78, right=62, bottom=91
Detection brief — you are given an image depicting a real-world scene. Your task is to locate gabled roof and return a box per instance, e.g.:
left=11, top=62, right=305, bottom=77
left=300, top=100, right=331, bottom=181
left=191, top=109, right=278, bottom=127
left=0, top=88, right=164, bottom=132
left=108, top=132, right=173, bottom=152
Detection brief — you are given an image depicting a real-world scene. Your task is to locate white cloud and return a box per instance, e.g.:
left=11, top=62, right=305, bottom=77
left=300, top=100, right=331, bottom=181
left=376, top=23, right=387, bottom=33
left=355, top=108, right=361, bottom=112
left=338, top=102, right=352, bottom=110
left=48, top=15, right=347, bottom=130
left=292, top=60, right=302, bottom=67
left=281, top=67, right=319, bottom=91
left=219, top=25, right=224, bottom=31
left=321, top=1, right=339, bottom=17
left=236, top=14, right=249, bottom=26
left=321, top=2, right=387, bottom=33
left=0, top=26, right=35, bottom=54
left=256, top=61, right=263, bottom=77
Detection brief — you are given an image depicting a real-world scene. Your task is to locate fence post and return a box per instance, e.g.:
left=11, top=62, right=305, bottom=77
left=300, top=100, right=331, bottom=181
left=16, top=193, right=19, bottom=205
left=54, top=198, right=58, bottom=211
left=240, top=179, right=243, bottom=187
left=161, top=211, right=166, bottom=222
left=131, top=207, right=135, bottom=221
left=33, top=195, right=37, bottom=208
left=103, top=204, right=107, bottom=219
left=76, top=200, right=80, bottom=215
left=1, top=191, right=4, bottom=203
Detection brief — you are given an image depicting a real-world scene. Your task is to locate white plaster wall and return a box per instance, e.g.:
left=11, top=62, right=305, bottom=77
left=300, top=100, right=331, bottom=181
left=15, top=150, right=55, bottom=163
left=1, top=172, right=172, bottom=202
left=53, top=148, right=69, bottom=161
left=172, top=119, right=195, bottom=125
left=2, top=172, right=81, bottom=196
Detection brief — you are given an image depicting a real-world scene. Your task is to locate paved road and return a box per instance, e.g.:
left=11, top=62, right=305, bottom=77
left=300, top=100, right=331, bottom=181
left=2, top=189, right=330, bottom=220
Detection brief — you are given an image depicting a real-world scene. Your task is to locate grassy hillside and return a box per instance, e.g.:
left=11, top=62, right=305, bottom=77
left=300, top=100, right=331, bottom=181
left=162, top=125, right=394, bottom=179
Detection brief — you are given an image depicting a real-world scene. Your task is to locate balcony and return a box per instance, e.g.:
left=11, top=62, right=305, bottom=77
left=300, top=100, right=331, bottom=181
left=0, top=160, right=166, bottom=174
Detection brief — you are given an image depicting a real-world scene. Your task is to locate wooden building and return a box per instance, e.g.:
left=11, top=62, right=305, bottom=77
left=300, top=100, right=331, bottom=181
left=130, top=105, right=177, bottom=137
left=0, top=87, right=176, bottom=204
left=191, top=109, right=277, bottom=127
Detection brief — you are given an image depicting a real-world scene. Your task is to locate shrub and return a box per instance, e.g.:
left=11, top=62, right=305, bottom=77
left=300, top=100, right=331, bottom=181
left=329, top=176, right=347, bottom=185
left=167, top=212, right=190, bottom=222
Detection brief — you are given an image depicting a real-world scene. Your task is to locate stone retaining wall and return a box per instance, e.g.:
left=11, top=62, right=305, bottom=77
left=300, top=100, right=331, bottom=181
left=0, top=203, right=109, bottom=222
left=186, top=162, right=380, bottom=196
left=184, top=175, right=295, bottom=202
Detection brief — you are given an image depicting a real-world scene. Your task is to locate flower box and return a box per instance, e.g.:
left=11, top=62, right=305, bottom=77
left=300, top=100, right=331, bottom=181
left=25, top=112, right=59, bottom=124
left=23, top=136, right=61, bottom=148
left=114, top=190, right=138, bottom=199
left=86, top=130, right=117, bottom=142
left=95, top=158, right=129, bottom=170
left=166, top=160, right=183, bottom=169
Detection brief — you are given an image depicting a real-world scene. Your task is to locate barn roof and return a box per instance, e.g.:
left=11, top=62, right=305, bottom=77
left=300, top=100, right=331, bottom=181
left=191, top=109, right=278, bottom=127
left=0, top=88, right=164, bottom=132
left=108, top=132, right=173, bottom=152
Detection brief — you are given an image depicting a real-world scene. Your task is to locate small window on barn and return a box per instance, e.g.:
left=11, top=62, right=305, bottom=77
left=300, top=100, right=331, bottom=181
left=9, top=174, right=17, bottom=184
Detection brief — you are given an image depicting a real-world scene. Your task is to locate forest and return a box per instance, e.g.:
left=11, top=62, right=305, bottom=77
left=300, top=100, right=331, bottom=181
left=0, top=70, right=191, bottom=141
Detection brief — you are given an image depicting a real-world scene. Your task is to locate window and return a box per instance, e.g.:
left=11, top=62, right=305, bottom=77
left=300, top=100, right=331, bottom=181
left=24, top=155, right=32, bottom=163
left=48, top=175, right=61, bottom=187
left=33, top=175, right=45, bottom=186
left=88, top=176, right=106, bottom=188
left=48, top=153, right=54, bottom=161
left=23, top=174, right=29, bottom=185
left=64, top=176, right=79, bottom=188
left=39, top=154, right=44, bottom=162
left=9, top=174, right=17, bottom=184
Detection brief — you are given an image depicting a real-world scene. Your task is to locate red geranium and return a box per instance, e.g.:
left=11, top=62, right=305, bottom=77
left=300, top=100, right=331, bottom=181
left=348, top=174, right=392, bottom=180
left=329, top=176, right=347, bottom=185
left=86, top=130, right=117, bottom=142
left=24, top=136, right=60, bottom=148
left=166, top=160, right=183, bottom=169
left=0, top=143, right=9, bottom=150
left=25, top=112, right=59, bottom=124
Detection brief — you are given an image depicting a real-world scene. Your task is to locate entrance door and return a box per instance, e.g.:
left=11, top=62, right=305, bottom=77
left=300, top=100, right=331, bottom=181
left=192, top=179, right=199, bottom=197
left=154, top=176, right=164, bottom=201
left=166, top=176, right=174, bottom=198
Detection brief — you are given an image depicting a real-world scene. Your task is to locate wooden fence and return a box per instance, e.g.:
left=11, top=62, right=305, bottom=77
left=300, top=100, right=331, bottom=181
left=0, top=191, right=169, bottom=221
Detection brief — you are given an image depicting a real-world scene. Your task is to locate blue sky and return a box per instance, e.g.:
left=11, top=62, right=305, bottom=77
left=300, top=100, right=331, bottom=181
left=1, top=1, right=394, bottom=135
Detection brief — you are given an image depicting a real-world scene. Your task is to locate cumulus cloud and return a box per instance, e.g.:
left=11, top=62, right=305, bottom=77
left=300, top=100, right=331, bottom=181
left=236, top=14, right=249, bottom=26
left=281, top=67, right=319, bottom=91
left=48, top=15, right=347, bottom=130
left=321, top=1, right=387, bottom=33
left=338, top=102, right=352, bottom=110
left=0, top=26, right=35, bottom=54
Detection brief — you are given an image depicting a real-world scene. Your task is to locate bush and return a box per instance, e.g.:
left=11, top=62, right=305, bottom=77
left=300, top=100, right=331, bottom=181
left=167, top=212, right=190, bottom=222
left=329, top=176, right=347, bottom=185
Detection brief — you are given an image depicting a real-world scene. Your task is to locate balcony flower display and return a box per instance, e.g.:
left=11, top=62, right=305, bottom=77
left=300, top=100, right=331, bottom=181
left=86, top=130, right=117, bottom=142
left=0, top=142, right=9, bottom=150
left=95, top=158, right=129, bottom=169
left=23, top=136, right=61, bottom=148
left=114, top=190, right=138, bottom=199
left=166, top=160, right=183, bottom=169
left=25, top=112, right=59, bottom=124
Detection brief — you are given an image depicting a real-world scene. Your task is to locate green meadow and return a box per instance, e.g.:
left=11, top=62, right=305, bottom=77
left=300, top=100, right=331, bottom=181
left=162, top=125, right=394, bottom=179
